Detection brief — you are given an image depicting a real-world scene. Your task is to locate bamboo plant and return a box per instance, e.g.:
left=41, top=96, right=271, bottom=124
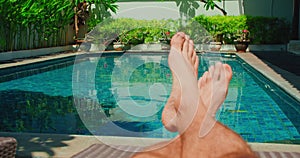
left=0, top=0, right=118, bottom=52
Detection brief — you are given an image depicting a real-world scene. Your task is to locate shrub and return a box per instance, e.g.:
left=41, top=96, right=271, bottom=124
left=89, top=18, right=212, bottom=46
left=89, top=16, right=290, bottom=46
left=246, top=16, right=290, bottom=44
left=193, top=15, right=248, bottom=44
left=193, top=15, right=290, bottom=44
left=88, top=18, right=179, bottom=45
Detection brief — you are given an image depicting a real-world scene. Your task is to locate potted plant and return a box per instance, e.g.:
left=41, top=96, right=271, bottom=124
left=112, top=31, right=129, bottom=51
left=209, top=32, right=223, bottom=51
left=234, top=29, right=250, bottom=52
left=113, top=39, right=125, bottom=51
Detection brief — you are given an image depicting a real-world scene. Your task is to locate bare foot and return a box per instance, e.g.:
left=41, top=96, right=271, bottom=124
left=161, top=32, right=199, bottom=132
left=198, top=63, right=232, bottom=110
left=132, top=34, right=257, bottom=158
left=198, top=62, right=232, bottom=137
left=132, top=32, right=200, bottom=158
left=179, top=62, right=256, bottom=157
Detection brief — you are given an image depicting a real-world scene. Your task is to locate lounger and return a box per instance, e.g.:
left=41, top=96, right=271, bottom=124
left=72, top=144, right=143, bottom=158
left=72, top=143, right=300, bottom=158
left=0, top=137, right=17, bottom=158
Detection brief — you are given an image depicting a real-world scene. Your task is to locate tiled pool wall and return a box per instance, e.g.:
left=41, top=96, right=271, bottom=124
left=0, top=56, right=75, bottom=83
left=239, top=57, right=300, bottom=134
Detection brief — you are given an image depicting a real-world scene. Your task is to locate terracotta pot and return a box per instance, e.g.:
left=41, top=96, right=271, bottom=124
left=209, top=42, right=222, bottom=51
left=234, top=42, right=249, bottom=52
left=113, top=42, right=125, bottom=51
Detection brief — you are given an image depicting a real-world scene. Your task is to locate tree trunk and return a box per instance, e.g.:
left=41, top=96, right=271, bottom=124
left=74, top=7, right=79, bottom=39
left=292, top=0, right=299, bottom=40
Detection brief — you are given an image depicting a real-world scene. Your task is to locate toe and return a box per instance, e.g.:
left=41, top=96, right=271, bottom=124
left=223, top=64, right=232, bottom=81
left=170, top=32, right=185, bottom=52
left=208, top=65, right=215, bottom=78
left=195, top=59, right=199, bottom=75
left=188, top=40, right=194, bottom=62
left=194, top=53, right=199, bottom=77
left=206, top=70, right=212, bottom=84
left=212, top=62, right=222, bottom=81
left=182, top=37, right=189, bottom=60
left=192, top=51, right=196, bottom=64
left=202, top=71, right=209, bottom=86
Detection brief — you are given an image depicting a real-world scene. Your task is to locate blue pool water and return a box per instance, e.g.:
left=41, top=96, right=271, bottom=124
left=0, top=52, right=299, bottom=143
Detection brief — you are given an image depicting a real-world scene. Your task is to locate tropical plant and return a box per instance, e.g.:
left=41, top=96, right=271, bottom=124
left=0, top=0, right=118, bottom=52
left=72, top=0, right=118, bottom=39
left=234, top=30, right=251, bottom=43
left=0, top=0, right=74, bottom=52
left=171, top=0, right=226, bottom=19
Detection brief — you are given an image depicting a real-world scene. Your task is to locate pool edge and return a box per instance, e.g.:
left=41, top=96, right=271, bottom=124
left=236, top=53, right=300, bottom=103
left=1, top=132, right=299, bottom=158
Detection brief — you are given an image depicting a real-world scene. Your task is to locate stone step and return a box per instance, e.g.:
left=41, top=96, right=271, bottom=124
left=288, top=40, right=300, bottom=55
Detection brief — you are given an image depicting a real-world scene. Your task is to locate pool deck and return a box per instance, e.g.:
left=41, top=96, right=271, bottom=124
left=0, top=51, right=300, bottom=157
left=1, top=132, right=300, bottom=158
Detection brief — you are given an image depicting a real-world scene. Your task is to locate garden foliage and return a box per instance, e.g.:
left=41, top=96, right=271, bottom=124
left=0, top=0, right=117, bottom=52
left=0, top=0, right=291, bottom=53
left=87, top=18, right=180, bottom=45
left=193, top=15, right=290, bottom=44
left=87, top=17, right=215, bottom=47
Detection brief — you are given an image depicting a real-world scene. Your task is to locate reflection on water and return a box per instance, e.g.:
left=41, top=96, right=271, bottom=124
left=0, top=53, right=299, bottom=142
left=0, top=89, right=83, bottom=134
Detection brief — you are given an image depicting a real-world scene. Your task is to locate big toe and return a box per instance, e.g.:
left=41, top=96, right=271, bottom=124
left=223, top=64, right=232, bottom=81
left=170, top=32, right=185, bottom=52
left=192, top=51, right=199, bottom=77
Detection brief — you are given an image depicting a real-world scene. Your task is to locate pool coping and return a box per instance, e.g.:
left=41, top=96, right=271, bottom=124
left=0, top=51, right=300, bottom=157
left=1, top=132, right=299, bottom=158
left=236, top=53, right=300, bottom=102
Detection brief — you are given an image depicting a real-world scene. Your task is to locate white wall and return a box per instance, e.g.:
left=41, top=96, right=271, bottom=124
left=112, top=1, right=231, bottom=20
left=112, top=0, right=293, bottom=23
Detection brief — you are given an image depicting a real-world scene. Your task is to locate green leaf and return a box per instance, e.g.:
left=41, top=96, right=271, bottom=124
left=192, top=1, right=200, bottom=9
left=57, top=4, right=70, bottom=12
left=188, top=9, right=196, bottom=18
left=175, top=0, right=181, bottom=6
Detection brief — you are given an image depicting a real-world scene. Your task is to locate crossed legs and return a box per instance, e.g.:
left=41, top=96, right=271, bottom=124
left=132, top=32, right=257, bottom=158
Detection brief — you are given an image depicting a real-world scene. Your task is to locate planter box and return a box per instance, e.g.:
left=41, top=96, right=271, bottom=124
left=195, top=44, right=286, bottom=52
left=0, top=45, right=75, bottom=62
left=130, top=44, right=162, bottom=51
left=288, top=40, right=300, bottom=55
left=248, top=44, right=286, bottom=52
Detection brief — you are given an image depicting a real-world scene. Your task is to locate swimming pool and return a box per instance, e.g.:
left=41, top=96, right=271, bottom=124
left=0, top=52, right=299, bottom=143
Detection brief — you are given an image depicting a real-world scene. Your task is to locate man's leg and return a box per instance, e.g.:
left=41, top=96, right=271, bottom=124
left=132, top=32, right=198, bottom=158
left=161, top=32, right=199, bottom=132
left=179, top=62, right=257, bottom=157
left=162, top=32, right=256, bottom=157
left=133, top=32, right=257, bottom=158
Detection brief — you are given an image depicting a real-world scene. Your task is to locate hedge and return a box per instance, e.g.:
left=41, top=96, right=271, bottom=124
left=89, top=16, right=290, bottom=46
left=193, top=15, right=290, bottom=44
